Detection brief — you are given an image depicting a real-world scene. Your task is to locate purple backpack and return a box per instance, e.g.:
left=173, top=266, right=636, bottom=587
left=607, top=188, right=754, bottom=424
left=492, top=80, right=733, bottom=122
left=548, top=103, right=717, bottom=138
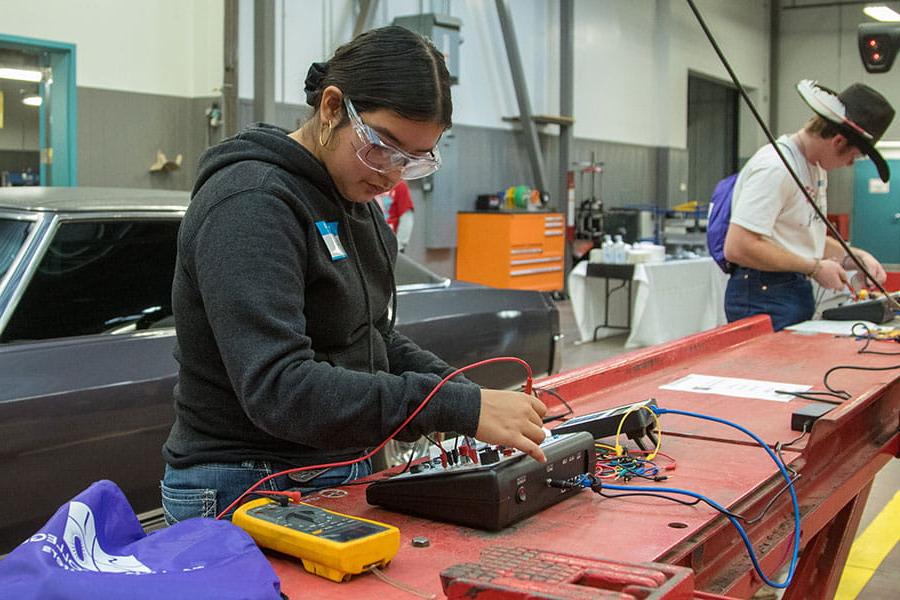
left=0, top=480, right=282, bottom=600
left=706, top=173, right=738, bottom=274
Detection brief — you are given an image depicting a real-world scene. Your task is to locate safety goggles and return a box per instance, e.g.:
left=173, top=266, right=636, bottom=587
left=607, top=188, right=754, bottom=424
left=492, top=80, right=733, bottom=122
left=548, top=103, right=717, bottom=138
left=343, top=97, right=441, bottom=180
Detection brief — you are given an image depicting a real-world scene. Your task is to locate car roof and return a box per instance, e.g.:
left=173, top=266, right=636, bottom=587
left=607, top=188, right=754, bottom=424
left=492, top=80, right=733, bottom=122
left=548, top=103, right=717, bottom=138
left=0, top=187, right=190, bottom=213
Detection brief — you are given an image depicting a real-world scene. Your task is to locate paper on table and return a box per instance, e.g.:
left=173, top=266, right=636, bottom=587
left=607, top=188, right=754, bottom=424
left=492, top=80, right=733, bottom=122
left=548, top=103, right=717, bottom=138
left=659, top=373, right=811, bottom=402
left=785, top=320, right=887, bottom=336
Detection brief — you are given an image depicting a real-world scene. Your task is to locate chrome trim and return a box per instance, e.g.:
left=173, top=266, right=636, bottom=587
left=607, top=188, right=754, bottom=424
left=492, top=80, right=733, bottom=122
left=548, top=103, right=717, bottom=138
left=550, top=333, right=563, bottom=374
left=509, top=265, right=563, bottom=276
left=0, top=211, right=41, bottom=295
left=396, top=279, right=452, bottom=293
left=510, top=247, right=542, bottom=255
left=0, top=212, right=55, bottom=336
left=510, top=256, right=562, bottom=266
left=50, top=210, right=186, bottom=222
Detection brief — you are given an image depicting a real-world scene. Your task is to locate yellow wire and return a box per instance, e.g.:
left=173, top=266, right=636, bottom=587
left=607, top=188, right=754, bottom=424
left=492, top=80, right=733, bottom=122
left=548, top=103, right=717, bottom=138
left=595, top=442, right=617, bottom=452
left=614, top=404, right=662, bottom=460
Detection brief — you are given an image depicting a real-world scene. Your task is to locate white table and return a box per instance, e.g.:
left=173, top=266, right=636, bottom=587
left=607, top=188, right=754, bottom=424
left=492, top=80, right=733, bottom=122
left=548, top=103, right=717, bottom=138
left=568, top=257, right=729, bottom=348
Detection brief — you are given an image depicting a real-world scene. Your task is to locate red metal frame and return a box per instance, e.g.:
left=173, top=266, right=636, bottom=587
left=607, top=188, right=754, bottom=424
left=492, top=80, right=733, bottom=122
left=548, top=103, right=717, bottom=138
left=269, top=316, right=899, bottom=599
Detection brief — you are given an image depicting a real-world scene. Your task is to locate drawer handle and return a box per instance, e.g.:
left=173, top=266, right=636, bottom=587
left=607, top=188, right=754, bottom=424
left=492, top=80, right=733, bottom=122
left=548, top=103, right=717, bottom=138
left=510, top=266, right=563, bottom=276
left=544, top=229, right=564, bottom=236
left=510, top=257, right=562, bottom=266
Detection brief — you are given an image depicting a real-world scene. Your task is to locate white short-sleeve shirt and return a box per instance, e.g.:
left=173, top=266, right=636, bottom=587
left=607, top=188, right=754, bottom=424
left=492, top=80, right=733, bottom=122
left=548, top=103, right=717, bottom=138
left=729, top=135, right=828, bottom=260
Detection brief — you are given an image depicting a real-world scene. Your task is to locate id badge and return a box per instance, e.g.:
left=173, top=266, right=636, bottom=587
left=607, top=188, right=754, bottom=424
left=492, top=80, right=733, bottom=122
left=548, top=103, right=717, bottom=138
left=315, top=221, right=347, bottom=261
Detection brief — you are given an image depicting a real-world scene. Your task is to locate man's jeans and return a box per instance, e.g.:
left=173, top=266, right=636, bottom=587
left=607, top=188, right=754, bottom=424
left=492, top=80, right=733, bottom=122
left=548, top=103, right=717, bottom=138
left=161, top=459, right=371, bottom=524
left=725, top=267, right=814, bottom=332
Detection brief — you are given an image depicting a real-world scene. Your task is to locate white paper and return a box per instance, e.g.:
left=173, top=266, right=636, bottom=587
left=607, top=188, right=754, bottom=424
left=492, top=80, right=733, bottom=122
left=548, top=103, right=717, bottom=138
left=785, top=320, right=887, bottom=335
left=659, top=373, right=810, bottom=402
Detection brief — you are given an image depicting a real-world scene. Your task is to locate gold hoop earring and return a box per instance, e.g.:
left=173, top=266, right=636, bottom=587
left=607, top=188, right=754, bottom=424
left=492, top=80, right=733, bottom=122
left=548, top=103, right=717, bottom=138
left=319, top=121, right=334, bottom=147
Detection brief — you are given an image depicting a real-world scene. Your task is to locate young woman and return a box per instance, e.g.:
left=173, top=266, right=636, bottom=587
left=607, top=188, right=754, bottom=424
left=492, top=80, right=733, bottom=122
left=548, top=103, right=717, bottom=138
left=161, top=26, right=547, bottom=523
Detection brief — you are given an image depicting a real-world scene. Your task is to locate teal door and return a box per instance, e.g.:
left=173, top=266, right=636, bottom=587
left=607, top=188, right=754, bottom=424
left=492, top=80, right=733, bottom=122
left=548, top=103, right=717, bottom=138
left=0, top=34, right=77, bottom=186
left=852, top=157, right=900, bottom=264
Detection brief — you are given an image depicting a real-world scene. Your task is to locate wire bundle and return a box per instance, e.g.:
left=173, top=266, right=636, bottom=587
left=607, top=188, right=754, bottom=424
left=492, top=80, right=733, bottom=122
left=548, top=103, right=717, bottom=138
left=595, top=444, right=675, bottom=482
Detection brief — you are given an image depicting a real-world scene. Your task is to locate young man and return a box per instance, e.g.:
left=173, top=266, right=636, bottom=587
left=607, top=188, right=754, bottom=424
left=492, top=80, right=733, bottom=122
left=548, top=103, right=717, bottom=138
left=724, top=80, right=894, bottom=331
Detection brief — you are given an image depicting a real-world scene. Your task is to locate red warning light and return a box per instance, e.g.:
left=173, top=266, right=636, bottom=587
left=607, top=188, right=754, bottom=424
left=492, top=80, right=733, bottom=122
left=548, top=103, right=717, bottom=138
left=868, top=38, right=878, bottom=48
left=873, top=52, right=882, bottom=61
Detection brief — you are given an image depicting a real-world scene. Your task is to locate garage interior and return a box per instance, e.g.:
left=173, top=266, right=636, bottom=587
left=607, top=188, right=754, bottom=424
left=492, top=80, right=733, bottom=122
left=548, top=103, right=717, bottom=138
left=1, top=1, right=899, bottom=599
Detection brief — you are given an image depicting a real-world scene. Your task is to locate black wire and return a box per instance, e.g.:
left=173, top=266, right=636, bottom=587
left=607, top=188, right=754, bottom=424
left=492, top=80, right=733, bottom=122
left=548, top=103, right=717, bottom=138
left=397, top=444, right=418, bottom=475
left=781, top=425, right=810, bottom=449
left=742, top=473, right=804, bottom=525
left=536, top=387, right=575, bottom=423
left=823, top=363, right=900, bottom=397
left=595, top=490, right=702, bottom=507
left=852, top=322, right=900, bottom=356
left=423, top=433, right=447, bottom=461
left=774, top=389, right=849, bottom=403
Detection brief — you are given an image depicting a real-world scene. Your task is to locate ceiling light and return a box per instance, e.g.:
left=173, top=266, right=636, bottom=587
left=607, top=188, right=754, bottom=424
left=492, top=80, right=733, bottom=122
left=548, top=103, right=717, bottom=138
left=864, top=6, right=900, bottom=22
left=22, top=95, right=42, bottom=107
left=0, top=67, right=43, bottom=83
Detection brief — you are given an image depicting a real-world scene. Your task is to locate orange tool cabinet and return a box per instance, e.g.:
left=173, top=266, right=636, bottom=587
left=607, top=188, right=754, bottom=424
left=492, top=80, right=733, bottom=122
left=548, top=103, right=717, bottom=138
left=456, top=211, right=565, bottom=291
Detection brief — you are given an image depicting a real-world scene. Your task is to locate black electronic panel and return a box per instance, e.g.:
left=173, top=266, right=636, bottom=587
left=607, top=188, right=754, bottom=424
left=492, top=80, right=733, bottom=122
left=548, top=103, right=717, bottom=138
left=551, top=398, right=657, bottom=440
left=365, top=432, right=595, bottom=531
left=822, top=294, right=898, bottom=324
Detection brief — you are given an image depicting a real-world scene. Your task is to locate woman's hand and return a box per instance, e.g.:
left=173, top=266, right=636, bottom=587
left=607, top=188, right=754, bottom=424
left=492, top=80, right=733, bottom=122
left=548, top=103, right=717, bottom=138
left=475, top=389, right=548, bottom=462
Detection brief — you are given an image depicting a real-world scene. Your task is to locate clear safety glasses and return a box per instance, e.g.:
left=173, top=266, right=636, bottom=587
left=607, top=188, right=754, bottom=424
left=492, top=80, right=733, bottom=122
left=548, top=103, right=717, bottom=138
left=343, top=97, right=442, bottom=180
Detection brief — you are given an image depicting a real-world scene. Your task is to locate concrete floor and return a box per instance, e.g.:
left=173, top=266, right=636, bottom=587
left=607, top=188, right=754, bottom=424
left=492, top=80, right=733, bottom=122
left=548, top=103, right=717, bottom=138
left=552, top=299, right=899, bottom=600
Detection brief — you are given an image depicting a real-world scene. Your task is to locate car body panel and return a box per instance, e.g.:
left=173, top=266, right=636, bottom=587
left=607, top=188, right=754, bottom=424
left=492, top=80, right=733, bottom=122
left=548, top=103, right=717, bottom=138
left=0, top=188, right=558, bottom=552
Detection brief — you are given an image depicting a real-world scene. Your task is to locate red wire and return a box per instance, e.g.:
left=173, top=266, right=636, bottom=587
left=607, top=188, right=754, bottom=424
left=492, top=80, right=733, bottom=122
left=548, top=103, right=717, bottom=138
left=215, top=356, right=533, bottom=519
left=632, top=449, right=677, bottom=471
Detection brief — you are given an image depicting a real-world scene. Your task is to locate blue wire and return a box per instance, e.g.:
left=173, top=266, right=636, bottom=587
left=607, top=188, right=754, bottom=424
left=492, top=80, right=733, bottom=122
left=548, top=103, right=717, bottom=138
left=592, top=406, right=801, bottom=589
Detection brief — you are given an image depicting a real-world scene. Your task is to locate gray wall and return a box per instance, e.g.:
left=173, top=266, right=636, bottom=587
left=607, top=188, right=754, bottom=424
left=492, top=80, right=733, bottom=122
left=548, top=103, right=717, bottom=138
left=70, top=87, right=672, bottom=279
left=77, top=87, right=218, bottom=191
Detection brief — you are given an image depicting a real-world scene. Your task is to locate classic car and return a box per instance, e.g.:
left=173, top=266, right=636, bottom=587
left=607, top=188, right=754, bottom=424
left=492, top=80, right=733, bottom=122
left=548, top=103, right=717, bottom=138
left=0, top=187, right=560, bottom=552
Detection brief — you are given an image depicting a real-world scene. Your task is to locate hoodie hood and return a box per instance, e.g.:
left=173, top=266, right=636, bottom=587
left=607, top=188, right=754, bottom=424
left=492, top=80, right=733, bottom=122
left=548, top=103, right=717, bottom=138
left=193, top=123, right=335, bottom=200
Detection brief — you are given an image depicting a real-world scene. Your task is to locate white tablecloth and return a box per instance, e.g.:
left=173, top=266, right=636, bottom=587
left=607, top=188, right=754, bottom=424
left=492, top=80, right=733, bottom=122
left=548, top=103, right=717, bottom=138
left=568, top=257, right=729, bottom=348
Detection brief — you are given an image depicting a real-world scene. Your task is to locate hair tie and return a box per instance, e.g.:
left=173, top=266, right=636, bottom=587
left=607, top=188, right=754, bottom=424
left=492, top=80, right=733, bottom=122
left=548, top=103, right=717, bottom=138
left=304, top=62, right=329, bottom=106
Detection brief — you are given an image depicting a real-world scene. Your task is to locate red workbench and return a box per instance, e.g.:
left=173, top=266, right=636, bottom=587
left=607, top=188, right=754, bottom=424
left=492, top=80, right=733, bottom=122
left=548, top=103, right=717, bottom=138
left=270, top=315, right=899, bottom=599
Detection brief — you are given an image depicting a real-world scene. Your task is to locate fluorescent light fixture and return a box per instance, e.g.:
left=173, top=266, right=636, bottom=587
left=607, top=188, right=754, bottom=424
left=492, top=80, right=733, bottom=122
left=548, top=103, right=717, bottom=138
left=0, top=67, right=43, bottom=83
left=864, top=5, right=900, bottom=21
left=22, top=95, right=42, bottom=107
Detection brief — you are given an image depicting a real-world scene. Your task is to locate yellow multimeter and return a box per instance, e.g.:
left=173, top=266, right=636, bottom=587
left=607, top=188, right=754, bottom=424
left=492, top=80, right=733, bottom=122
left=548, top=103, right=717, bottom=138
left=232, top=498, right=400, bottom=582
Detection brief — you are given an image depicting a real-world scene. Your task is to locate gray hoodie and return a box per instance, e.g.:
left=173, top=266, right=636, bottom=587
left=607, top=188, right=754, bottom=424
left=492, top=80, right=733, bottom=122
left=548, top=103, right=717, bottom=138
left=163, top=124, right=480, bottom=468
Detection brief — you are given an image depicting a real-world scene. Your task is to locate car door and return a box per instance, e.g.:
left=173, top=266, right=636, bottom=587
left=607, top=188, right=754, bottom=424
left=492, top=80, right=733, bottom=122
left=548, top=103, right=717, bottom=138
left=0, top=214, right=180, bottom=552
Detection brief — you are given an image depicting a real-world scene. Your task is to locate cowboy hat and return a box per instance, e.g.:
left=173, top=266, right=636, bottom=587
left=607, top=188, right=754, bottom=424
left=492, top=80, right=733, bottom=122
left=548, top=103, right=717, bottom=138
left=797, top=79, right=895, bottom=182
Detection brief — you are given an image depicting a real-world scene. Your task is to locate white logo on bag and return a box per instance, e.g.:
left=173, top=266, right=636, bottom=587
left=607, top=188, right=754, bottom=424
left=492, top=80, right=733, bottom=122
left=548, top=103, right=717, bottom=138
left=59, top=501, right=151, bottom=573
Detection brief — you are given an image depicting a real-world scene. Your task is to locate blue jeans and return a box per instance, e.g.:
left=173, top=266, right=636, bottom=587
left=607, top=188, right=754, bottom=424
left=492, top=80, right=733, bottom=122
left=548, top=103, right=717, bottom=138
left=725, top=267, right=814, bottom=332
left=160, top=459, right=371, bottom=524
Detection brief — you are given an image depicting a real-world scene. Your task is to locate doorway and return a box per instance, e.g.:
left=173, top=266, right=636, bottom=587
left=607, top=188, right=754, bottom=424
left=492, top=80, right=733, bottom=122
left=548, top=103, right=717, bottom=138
left=687, top=74, right=738, bottom=205
left=0, top=35, right=77, bottom=186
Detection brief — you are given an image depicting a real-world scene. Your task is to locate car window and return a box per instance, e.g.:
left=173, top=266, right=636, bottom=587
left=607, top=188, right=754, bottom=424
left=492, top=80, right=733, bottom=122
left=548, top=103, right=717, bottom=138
left=0, top=218, right=32, bottom=280
left=1, top=219, right=179, bottom=342
left=394, top=253, right=448, bottom=287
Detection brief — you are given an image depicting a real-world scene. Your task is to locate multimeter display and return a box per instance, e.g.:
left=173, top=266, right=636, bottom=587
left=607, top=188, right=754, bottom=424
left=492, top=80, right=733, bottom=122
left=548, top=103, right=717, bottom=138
left=247, top=503, right=389, bottom=543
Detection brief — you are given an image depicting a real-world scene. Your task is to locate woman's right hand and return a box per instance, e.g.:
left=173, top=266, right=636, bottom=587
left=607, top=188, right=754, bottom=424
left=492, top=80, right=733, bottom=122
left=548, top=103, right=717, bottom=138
left=475, top=389, right=548, bottom=462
